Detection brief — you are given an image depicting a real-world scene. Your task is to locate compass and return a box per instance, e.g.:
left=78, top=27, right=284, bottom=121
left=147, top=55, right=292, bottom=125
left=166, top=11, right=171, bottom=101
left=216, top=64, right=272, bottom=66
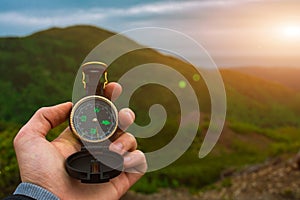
left=66, top=61, right=123, bottom=183
left=70, top=95, right=118, bottom=143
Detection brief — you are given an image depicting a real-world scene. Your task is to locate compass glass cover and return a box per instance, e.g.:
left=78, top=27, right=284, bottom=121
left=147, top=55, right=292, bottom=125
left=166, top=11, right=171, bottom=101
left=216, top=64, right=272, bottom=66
left=72, top=96, right=118, bottom=142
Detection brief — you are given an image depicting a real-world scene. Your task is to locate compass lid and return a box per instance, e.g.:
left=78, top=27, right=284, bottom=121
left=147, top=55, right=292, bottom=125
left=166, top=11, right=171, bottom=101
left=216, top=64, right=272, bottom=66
left=65, top=149, right=123, bottom=183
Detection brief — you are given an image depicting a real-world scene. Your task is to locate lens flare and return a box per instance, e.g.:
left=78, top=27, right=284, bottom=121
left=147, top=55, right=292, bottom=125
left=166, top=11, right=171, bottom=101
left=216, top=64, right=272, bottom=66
left=178, top=80, right=187, bottom=88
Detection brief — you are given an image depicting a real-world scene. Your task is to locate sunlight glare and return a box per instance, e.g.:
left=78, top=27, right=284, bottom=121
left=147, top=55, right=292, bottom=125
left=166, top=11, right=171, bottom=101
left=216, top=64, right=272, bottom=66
left=282, top=25, right=300, bottom=38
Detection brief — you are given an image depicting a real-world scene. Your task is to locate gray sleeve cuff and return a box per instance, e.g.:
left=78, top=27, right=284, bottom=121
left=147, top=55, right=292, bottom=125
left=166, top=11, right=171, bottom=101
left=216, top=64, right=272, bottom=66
left=13, top=183, right=60, bottom=200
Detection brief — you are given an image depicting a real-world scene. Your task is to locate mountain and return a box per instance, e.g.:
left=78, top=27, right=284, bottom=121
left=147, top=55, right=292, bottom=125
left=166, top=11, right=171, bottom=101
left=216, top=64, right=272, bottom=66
left=233, top=66, right=300, bottom=92
left=221, top=69, right=300, bottom=127
left=1, top=25, right=300, bottom=198
left=0, top=25, right=209, bottom=123
left=0, top=25, right=115, bottom=122
left=1, top=25, right=299, bottom=127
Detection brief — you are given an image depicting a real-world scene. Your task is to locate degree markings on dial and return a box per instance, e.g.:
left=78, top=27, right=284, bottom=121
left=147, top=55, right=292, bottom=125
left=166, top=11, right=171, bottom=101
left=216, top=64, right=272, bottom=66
left=72, top=97, right=118, bottom=142
left=94, top=107, right=100, bottom=113
left=96, top=127, right=99, bottom=139
left=80, top=115, right=87, bottom=122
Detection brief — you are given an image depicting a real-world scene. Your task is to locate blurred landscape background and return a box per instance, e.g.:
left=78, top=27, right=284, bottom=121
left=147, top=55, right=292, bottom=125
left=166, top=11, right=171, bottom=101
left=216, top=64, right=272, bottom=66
left=1, top=1, right=300, bottom=199
left=0, top=25, right=300, bottom=200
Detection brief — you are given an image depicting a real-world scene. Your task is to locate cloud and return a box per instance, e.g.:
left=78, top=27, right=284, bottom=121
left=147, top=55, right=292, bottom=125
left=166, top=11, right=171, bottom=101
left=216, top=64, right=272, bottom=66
left=3, top=0, right=298, bottom=67
left=0, top=0, right=260, bottom=29
left=0, top=10, right=106, bottom=27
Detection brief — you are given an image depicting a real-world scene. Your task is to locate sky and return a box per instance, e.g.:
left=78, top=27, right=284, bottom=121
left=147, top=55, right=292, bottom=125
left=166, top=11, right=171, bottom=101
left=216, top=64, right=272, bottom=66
left=0, top=0, right=300, bottom=67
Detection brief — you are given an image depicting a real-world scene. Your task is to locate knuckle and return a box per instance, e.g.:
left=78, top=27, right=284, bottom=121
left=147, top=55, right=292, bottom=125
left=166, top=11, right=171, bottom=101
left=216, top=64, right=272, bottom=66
left=13, top=134, right=19, bottom=148
left=126, top=132, right=137, bottom=149
left=13, top=127, right=28, bottom=148
left=135, top=150, right=145, bottom=157
left=135, top=150, right=147, bottom=166
left=36, top=106, right=51, bottom=116
left=126, top=132, right=136, bottom=143
left=35, top=106, right=54, bottom=128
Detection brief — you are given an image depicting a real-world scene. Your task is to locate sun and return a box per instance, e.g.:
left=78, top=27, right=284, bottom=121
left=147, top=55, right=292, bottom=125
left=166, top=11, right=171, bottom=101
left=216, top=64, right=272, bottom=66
left=281, top=25, right=300, bottom=38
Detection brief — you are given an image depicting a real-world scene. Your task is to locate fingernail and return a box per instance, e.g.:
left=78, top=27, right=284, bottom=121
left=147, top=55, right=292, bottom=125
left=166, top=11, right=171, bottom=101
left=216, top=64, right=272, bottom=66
left=124, top=156, right=131, bottom=162
left=124, top=109, right=135, bottom=120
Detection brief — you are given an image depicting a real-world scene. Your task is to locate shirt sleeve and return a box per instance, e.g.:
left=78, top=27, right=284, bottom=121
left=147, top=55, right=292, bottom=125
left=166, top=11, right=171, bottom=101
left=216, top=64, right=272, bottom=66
left=3, top=183, right=60, bottom=200
left=2, top=194, right=35, bottom=200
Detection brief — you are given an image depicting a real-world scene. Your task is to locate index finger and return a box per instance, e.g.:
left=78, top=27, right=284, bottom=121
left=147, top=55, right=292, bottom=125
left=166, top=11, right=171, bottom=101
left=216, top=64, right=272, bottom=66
left=104, top=82, right=122, bottom=101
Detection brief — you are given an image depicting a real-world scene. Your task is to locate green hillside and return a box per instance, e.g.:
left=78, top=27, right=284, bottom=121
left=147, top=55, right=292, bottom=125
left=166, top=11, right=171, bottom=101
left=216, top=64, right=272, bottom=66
left=1, top=25, right=300, bottom=197
left=0, top=25, right=113, bottom=123
left=234, top=66, right=300, bottom=92
left=222, top=69, right=300, bottom=127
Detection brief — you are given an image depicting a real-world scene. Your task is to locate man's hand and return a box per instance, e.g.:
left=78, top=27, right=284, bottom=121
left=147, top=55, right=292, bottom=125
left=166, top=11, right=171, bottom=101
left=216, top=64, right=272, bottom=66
left=13, top=83, right=147, bottom=200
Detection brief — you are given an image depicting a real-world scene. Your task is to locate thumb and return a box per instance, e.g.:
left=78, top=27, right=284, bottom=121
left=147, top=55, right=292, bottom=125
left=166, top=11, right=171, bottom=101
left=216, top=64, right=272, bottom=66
left=14, top=102, right=72, bottom=144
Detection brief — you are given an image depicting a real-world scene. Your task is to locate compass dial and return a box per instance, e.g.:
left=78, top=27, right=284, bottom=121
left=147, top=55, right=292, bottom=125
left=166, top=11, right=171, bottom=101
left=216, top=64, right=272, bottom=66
left=70, top=95, right=118, bottom=143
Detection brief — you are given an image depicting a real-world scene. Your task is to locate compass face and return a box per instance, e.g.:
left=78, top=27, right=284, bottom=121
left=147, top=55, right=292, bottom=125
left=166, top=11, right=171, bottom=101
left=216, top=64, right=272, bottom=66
left=70, top=95, right=118, bottom=143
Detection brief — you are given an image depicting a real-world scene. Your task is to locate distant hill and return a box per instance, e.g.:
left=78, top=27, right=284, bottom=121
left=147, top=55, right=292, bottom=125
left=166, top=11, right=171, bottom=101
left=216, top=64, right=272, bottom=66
left=1, top=25, right=300, bottom=127
left=221, top=69, right=300, bottom=127
left=233, top=66, right=300, bottom=92
left=1, top=25, right=300, bottom=197
left=0, top=25, right=209, bottom=123
left=0, top=25, right=113, bottom=122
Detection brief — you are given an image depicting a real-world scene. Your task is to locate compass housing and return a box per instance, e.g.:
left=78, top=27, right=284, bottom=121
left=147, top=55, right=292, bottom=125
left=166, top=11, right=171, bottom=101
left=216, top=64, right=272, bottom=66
left=70, top=95, right=118, bottom=143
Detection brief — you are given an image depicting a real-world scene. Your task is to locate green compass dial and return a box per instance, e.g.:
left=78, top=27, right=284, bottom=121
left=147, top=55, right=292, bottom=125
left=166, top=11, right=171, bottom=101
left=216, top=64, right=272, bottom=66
left=70, top=95, right=118, bottom=143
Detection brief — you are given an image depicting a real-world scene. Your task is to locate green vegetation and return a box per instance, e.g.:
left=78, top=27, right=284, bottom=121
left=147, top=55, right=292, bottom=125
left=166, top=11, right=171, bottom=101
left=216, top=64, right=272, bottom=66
left=1, top=25, right=300, bottom=198
left=0, top=122, right=21, bottom=197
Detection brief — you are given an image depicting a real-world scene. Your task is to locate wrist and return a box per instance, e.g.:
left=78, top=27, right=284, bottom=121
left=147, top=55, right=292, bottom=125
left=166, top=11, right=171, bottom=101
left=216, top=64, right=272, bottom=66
left=13, top=182, right=60, bottom=200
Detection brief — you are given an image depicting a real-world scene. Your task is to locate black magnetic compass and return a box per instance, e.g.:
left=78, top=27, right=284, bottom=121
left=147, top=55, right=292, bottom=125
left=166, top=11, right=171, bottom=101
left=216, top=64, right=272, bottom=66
left=66, top=61, right=123, bottom=183
left=70, top=95, right=118, bottom=143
